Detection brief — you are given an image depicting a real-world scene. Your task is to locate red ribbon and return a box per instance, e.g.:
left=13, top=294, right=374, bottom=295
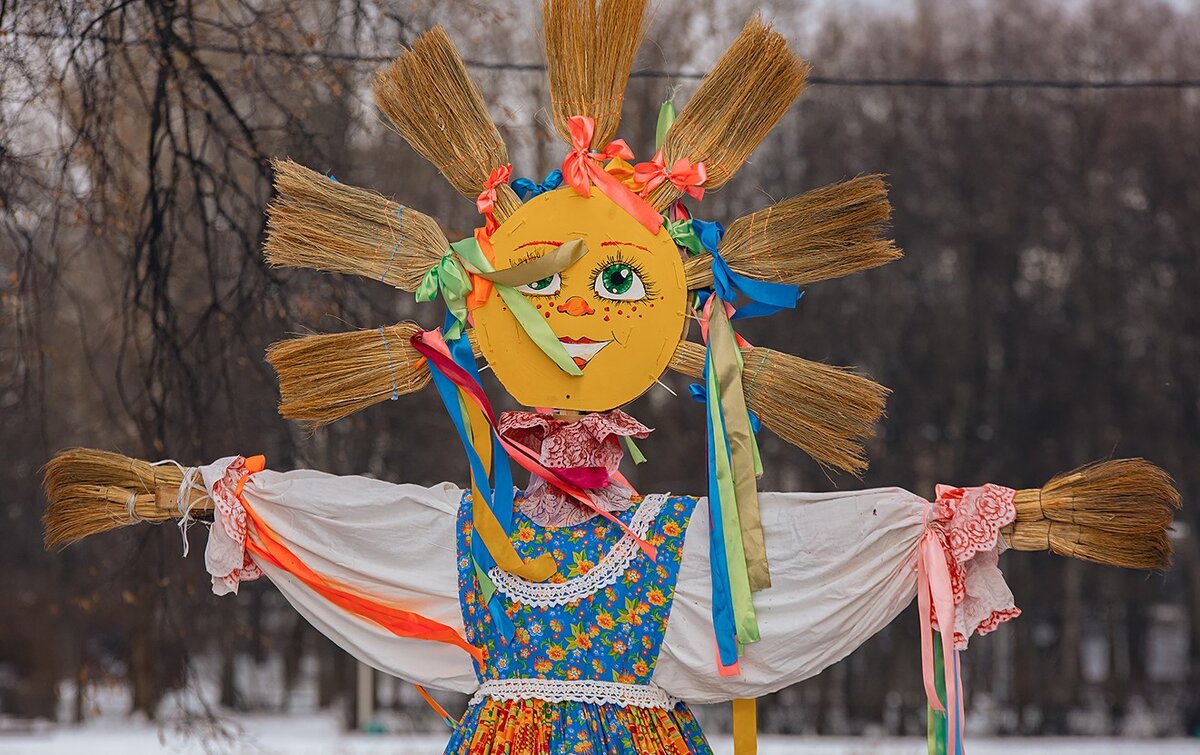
left=634, top=149, right=707, bottom=200
left=917, top=514, right=965, bottom=754
left=412, top=329, right=658, bottom=561
left=561, top=115, right=663, bottom=234
left=476, top=163, right=512, bottom=236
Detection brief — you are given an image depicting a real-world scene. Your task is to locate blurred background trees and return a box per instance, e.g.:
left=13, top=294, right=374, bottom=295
left=1, top=0, right=1197, bottom=738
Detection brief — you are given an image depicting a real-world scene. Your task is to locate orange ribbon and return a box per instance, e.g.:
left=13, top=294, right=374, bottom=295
left=561, top=115, right=663, bottom=233
left=233, top=456, right=483, bottom=662
left=634, top=149, right=707, bottom=200
left=476, top=163, right=512, bottom=236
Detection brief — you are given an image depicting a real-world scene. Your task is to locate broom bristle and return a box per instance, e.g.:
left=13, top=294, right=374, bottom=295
left=684, top=175, right=902, bottom=289
left=267, top=160, right=449, bottom=291
left=543, top=0, right=649, bottom=146
left=1003, top=520, right=1173, bottom=571
left=1021, top=459, right=1181, bottom=534
left=41, top=449, right=208, bottom=549
left=668, top=340, right=888, bottom=474
left=267, top=322, right=430, bottom=428
left=374, top=27, right=512, bottom=202
left=647, top=15, right=809, bottom=210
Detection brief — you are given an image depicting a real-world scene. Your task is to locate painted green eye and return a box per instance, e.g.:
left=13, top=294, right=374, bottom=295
left=595, top=263, right=645, bottom=301
left=516, top=273, right=561, bottom=296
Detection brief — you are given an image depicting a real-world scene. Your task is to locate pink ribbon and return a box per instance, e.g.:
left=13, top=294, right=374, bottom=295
left=917, top=510, right=965, bottom=754
left=476, top=163, right=512, bottom=236
left=412, top=329, right=658, bottom=561
left=561, top=115, right=664, bottom=234
left=634, top=149, right=707, bottom=200
left=698, top=295, right=753, bottom=347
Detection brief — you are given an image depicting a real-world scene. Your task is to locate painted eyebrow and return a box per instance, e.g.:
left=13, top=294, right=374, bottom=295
left=514, top=240, right=562, bottom=251
left=601, top=240, right=650, bottom=252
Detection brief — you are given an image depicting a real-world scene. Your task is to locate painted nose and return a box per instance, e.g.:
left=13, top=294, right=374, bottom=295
left=557, top=296, right=595, bottom=316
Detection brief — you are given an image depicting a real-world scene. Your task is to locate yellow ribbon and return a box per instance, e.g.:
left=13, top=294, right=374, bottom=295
left=464, top=395, right=556, bottom=582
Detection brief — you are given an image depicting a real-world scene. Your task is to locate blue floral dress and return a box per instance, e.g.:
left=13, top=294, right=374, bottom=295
left=446, top=492, right=712, bottom=754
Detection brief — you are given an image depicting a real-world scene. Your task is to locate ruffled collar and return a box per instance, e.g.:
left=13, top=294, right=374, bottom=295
left=498, top=409, right=652, bottom=528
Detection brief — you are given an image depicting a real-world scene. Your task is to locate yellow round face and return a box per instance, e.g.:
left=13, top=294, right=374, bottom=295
left=472, top=188, right=687, bottom=411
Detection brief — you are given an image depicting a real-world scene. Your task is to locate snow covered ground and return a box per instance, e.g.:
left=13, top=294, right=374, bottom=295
left=1, top=714, right=1198, bottom=755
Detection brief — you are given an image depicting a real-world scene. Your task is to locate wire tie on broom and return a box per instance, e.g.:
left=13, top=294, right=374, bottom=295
left=381, top=206, right=406, bottom=283
left=378, top=326, right=400, bottom=400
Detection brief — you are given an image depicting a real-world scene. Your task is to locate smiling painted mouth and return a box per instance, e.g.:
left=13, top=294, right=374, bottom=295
left=559, top=337, right=611, bottom=369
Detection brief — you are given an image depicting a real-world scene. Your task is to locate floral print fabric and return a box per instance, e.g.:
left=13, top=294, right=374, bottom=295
left=448, top=491, right=711, bottom=754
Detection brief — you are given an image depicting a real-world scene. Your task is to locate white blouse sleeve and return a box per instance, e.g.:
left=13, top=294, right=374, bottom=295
left=653, top=488, right=928, bottom=703
left=199, top=459, right=478, bottom=695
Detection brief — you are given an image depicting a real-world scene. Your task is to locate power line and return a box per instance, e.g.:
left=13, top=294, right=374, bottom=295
left=8, top=29, right=1200, bottom=89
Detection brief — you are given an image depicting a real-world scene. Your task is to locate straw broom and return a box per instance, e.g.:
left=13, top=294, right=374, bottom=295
left=373, top=27, right=521, bottom=222
left=646, top=16, right=810, bottom=211
left=266, top=160, right=450, bottom=292
left=543, top=0, right=649, bottom=146
left=1001, top=459, right=1179, bottom=570
left=266, top=322, right=429, bottom=428
left=684, top=175, right=903, bottom=289
left=42, top=448, right=211, bottom=549
left=667, top=340, right=888, bottom=475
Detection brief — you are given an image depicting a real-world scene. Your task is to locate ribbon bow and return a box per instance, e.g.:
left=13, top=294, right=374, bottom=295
left=693, top=219, right=801, bottom=319
left=634, top=149, right=707, bottom=200
left=560, top=115, right=663, bottom=233
left=511, top=169, right=563, bottom=201
left=476, top=163, right=512, bottom=235
left=416, top=250, right=474, bottom=339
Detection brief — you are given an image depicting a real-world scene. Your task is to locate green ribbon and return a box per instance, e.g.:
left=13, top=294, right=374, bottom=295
left=655, top=99, right=676, bottom=151
left=664, top=218, right=706, bottom=257
left=416, top=248, right=475, bottom=339
left=621, top=435, right=647, bottom=465
left=705, top=314, right=760, bottom=645
left=927, top=630, right=948, bottom=755
left=450, top=237, right=583, bottom=377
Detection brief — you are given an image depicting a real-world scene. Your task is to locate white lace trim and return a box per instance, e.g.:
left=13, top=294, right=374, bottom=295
left=489, top=494, right=667, bottom=607
left=469, top=678, right=678, bottom=710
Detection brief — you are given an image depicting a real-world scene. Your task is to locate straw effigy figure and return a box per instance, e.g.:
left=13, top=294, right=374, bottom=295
left=41, top=3, right=1180, bottom=754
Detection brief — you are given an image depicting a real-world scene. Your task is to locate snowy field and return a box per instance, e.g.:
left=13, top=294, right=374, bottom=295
left=1, top=714, right=1198, bottom=755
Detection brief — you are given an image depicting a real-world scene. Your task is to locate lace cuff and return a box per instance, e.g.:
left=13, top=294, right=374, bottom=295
left=929, top=483, right=1021, bottom=648
left=203, top=456, right=263, bottom=596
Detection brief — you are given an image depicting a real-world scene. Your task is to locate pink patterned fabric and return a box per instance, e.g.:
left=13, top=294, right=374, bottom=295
left=499, top=410, right=652, bottom=528
left=205, top=456, right=263, bottom=595
left=927, top=483, right=1020, bottom=649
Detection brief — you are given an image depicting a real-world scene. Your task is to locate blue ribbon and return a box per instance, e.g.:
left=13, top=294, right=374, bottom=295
left=692, top=218, right=802, bottom=319
left=703, top=346, right=741, bottom=669
left=511, top=169, right=563, bottom=201
left=427, top=313, right=516, bottom=641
